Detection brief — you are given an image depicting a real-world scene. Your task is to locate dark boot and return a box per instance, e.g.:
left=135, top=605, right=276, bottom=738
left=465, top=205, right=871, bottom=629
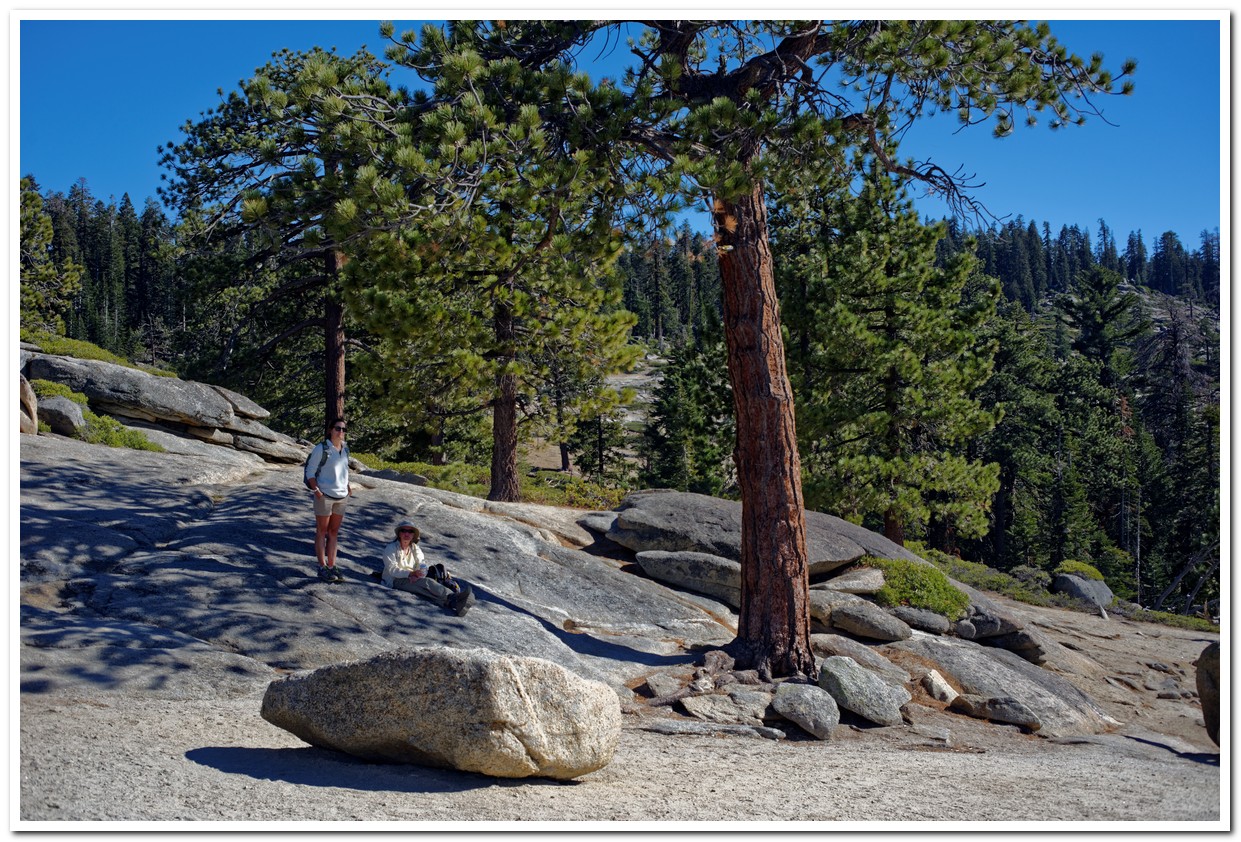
left=450, top=583, right=475, bottom=616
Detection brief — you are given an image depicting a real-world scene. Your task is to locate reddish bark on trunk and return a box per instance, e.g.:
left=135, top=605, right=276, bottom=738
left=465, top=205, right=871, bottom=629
left=324, top=249, right=347, bottom=426
left=489, top=298, right=522, bottom=502
left=713, top=183, right=816, bottom=679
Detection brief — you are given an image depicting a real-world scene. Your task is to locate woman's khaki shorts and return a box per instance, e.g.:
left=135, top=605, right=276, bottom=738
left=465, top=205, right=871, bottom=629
left=314, top=493, right=349, bottom=517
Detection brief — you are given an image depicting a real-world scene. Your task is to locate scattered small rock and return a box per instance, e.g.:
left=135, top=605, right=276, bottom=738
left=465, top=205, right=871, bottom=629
left=772, top=683, right=840, bottom=739
left=889, top=605, right=951, bottom=635
left=922, top=669, right=959, bottom=704
left=950, top=694, right=1042, bottom=732
left=644, top=673, right=685, bottom=699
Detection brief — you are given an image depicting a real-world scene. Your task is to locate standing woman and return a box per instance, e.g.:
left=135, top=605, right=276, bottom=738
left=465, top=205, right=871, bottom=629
left=304, top=417, right=351, bottom=582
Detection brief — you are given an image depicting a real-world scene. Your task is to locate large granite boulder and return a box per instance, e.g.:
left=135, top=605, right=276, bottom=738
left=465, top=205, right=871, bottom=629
left=209, top=383, right=271, bottom=420
left=816, top=566, right=884, bottom=595
left=20, top=374, right=38, bottom=434
left=26, top=354, right=237, bottom=429
left=950, top=693, right=1043, bottom=731
left=231, top=432, right=307, bottom=463
left=889, top=605, right=952, bottom=635
left=1196, top=641, right=1220, bottom=745
left=607, top=490, right=921, bottom=577
left=1051, top=573, right=1115, bottom=612
left=809, top=633, right=911, bottom=686
left=806, top=588, right=867, bottom=627
left=261, top=647, right=622, bottom=780
left=22, top=351, right=303, bottom=464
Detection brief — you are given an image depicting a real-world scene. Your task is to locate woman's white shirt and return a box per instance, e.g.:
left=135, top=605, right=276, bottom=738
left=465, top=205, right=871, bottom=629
left=381, top=540, right=426, bottom=587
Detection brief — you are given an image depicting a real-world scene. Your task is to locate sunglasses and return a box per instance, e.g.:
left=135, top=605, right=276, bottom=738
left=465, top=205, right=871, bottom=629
left=332, top=425, right=347, bottom=432
left=397, top=528, right=416, bottom=535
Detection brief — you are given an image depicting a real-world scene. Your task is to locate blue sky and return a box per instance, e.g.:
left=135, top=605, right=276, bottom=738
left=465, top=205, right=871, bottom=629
left=16, top=16, right=1225, bottom=249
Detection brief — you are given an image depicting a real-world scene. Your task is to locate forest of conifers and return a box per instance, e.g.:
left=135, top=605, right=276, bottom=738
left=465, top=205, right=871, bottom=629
left=18, top=22, right=1220, bottom=630
left=20, top=174, right=1220, bottom=618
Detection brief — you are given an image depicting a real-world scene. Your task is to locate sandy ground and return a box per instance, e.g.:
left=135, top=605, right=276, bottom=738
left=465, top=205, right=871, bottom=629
left=16, top=594, right=1224, bottom=829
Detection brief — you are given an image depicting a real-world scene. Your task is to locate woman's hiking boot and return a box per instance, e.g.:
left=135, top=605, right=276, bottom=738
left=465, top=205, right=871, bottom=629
left=450, top=584, right=475, bottom=616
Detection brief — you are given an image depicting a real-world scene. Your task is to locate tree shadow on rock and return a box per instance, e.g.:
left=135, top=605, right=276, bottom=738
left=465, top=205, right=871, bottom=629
left=477, top=589, right=700, bottom=670
left=1122, top=734, right=1220, bottom=766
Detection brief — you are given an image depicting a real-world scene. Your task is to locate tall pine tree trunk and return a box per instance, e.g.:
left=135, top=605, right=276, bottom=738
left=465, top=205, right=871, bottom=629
left=882, top=296, right=905, bottom=547
left=489, top=296, right=521, bottom=502
left=713, top=182, right=815, bottom=679
left=991, top=462, right=1015, bottom=566
left=324, top=248, right=347, bottom=426
left=431, top=421, right=448, bottom=467
left=884, top=511, right=906, bottom=547
left=553, top=378, right=572, bottom=473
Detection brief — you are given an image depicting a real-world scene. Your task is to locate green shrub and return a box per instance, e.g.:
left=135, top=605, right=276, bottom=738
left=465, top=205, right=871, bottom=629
left=1010, top=564, right=1051, bottom=589
left=1055, top=559, right=1105, bottom=581
left=30, top=379, right=88, bottom=405
left=907, top=542, right=1056, bottom=607
left=902, top=543, right=1218, bottom=632
left=81, top=412, right=165, bottom=452
left=22, top=330, right=177, bottom=377
left=29, top=379, right=163, bottom=452
left=862, top=556, right=972, bottom=620
left=1120, top=607, right=1219, bottom=633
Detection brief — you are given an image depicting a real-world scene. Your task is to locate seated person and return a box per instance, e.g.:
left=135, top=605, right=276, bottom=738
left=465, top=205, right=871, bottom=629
left=381, top=520, right=475, bottom=616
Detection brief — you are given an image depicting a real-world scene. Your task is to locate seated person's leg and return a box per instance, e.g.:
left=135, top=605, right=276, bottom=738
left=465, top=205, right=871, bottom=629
left=409, top=575, right=453, bottom=607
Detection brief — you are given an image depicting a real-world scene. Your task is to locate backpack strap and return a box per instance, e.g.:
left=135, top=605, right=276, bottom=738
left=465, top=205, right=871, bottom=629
left=309, top=440, right=348, bottom=486
left=314, top=440, right=331, bottom=481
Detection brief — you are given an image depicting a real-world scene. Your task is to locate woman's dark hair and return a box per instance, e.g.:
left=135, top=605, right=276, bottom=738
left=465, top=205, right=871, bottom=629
left=327, top=416, right=347, bottom=434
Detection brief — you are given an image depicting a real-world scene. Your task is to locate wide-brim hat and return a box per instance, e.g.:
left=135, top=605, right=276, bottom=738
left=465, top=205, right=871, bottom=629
left=394, top=520, right=421, bottom=541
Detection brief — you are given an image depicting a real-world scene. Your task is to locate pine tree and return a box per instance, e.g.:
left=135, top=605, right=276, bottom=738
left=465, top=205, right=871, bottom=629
left=997, top=220, right=1036, bottom=309
left=385, top=19, right=1132, bottom=677
left=1149, top=231, right=1189, bottom=296
left=161, top=47, right=406, bottom=431
left=776, top=164, right=1001, bottom=546
left=639, top=331, right=735, bottom=497
left=1196, top=229, right=1220, bottom=303
left=134, top=199, right=179, bottom=365
left=1123, top=230, right=1148, bottom=284
left=1026, top=220, right=1050, bottom=301
left=568, top=405, right=634, bottom=485
left=19, top=176, right=83, bottom=336
left=353, top=26, right=644, bottom=501
left=1095, top=218, right=1121, bottom=273
left=963, top=302, right=1060, bottom=570
left=620, top=249, right=655, bottom=340
left=1057, top=265, right=1147, bottom=388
